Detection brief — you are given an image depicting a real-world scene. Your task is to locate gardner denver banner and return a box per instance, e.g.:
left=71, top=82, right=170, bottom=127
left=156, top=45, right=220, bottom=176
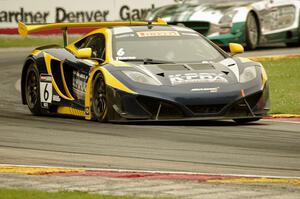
left=0, top=0, right=174, bottom=34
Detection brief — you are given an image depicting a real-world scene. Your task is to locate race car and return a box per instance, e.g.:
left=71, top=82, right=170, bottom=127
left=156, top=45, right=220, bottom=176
left=146, top=0, right=300, bottom=49
left=19, top=19, right=269, bottom=123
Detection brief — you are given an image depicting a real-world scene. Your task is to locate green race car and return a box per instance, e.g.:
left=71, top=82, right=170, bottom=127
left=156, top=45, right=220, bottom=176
left=146, top=0, right=300, bottom=49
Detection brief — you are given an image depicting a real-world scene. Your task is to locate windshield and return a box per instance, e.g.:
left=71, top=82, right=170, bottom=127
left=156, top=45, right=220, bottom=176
left=113, top=30, right=225, bottom=63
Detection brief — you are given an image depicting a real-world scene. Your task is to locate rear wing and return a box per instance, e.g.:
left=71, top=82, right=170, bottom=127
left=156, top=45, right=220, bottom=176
left=18, top=18, right=167, bottom=46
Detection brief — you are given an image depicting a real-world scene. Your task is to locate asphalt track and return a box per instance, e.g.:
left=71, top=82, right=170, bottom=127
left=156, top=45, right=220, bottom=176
left=0, top=49, right=299, bottom=179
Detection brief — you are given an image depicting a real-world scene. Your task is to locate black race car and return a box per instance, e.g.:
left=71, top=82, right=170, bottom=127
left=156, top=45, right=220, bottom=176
left=19, top=19, right=269, bottom=123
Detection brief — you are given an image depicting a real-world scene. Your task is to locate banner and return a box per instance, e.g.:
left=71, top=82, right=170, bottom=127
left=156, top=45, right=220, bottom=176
left=0, top=0, right=175, bottom=34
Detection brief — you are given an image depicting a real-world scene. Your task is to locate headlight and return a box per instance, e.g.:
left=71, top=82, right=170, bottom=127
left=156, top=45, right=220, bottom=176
left=123, top=71, right=161, bottom=85
left=240, top=66, right=257, bottom=83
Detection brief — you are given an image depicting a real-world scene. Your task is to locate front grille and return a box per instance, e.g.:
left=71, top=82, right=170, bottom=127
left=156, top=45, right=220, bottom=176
left=227, top=91, right=263, bottom=116
left=137, top=96, right=184, bottom=119
left=187, top=104, right=226, bottom=114
left=169, top=21, right=210, bottom=35
left=245, top=92, right=262, bottom=109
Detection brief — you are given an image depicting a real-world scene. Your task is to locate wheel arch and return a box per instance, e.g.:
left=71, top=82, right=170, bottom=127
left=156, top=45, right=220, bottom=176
left=21, top=57, right=37, bottom=104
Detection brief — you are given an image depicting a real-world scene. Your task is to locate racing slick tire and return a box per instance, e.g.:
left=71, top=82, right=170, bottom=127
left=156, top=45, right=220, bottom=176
left=91, top=72, right=109, bottom=122
left=25, top=63, right=42, bottom=115
left=233, top=118, right=261, bottom=124
left=245, top=12, right=260, bottom=50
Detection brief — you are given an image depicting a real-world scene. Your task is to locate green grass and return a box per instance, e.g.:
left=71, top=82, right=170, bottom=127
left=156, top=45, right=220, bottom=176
left=0, top=36, right=78, bottom=48
left=262, top=58, right=300, bottom=114
left=0, top=188, right=173, bottom=199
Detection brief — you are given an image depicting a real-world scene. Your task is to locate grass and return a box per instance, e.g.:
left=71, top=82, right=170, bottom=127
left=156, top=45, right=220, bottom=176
left=0, top=188, right=173, bottom=199
left=0, top=36, right=78, bottom=48
left=262, top=58, right=300, bottom=114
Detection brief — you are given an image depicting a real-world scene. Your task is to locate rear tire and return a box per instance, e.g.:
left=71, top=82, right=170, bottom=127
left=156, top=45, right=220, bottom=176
left=245, top=12, right=259, bottom=50
left=25, top=63, right=42, bottom=115
left=233, top=118, right=261, bottom=124
left=91, top=72, right=109, bottom=122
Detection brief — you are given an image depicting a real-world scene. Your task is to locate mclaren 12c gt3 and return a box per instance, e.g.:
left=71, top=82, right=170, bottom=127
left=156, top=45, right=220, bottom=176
left=19, top=19, right=269, bottom=123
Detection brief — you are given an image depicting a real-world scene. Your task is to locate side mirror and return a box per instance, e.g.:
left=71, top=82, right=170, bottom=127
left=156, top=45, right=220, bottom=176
left=77, top=48, right=92, bottom=59
left=229, top=43, right=244, bottom=55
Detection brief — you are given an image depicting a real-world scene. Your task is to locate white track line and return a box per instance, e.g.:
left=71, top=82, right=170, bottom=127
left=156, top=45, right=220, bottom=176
left=1, top=163, right=299, bottom=180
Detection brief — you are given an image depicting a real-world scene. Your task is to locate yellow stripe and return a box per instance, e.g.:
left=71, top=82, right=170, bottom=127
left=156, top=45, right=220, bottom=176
left=239, top=57, right=252, bottom=63
left=111, top=60, right=130, bottom=67
left=261, top=64, right=268, bottom=90
left=44, top=53, right=74, bottom=101
left=272, top=114, right=300, bottom=118
left=57, top=106, right=85, bottom=117
left=0, top=166, right=83, bottom=175
left=249, top=54, right=300, bottom=62
left=31, top=50, right=41, bottom=56
left=208, top=177, right=300, bottom=186
left=60, top=61, right=75, bottom=100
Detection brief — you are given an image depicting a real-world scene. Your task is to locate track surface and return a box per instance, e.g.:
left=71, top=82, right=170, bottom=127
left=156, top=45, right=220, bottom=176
left=0, top=49, right=299, bottom=178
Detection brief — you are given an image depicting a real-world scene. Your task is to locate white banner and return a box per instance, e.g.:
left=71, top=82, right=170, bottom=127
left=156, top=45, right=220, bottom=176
left=0, top=0, right=175, bottom=28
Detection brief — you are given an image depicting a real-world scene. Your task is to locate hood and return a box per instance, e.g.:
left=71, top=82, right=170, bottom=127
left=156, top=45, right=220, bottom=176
left=131, top=61, right=239, bottom=88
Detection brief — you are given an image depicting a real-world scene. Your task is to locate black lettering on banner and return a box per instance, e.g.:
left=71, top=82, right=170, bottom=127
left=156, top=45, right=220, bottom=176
left=119, top=4, right=155, bottom=21
left=56, top=7, right=66, bottom=22
left=0, top=8, right=49, bottom=23
left=55, top=7, right=109, bottom=22
left=120, top=5, right=130, bottom=20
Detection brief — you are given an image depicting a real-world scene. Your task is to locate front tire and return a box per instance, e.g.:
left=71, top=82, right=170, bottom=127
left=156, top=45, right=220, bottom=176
left=25, top=63, right=42, bottom=115
left=245, top=12, right=259, bottom=50
left=92, top=72, right=109, bottom=122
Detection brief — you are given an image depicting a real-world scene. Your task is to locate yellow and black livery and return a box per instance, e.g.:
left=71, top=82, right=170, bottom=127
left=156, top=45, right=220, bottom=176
left=19, top=19, right=269, bottom=123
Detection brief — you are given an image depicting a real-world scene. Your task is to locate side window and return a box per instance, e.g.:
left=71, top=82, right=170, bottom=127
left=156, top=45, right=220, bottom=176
left=86, top=34, right=106, bottom=60
left=74, top=34, right=106, bottom=61
left=74, top=36, right=91, bottom=49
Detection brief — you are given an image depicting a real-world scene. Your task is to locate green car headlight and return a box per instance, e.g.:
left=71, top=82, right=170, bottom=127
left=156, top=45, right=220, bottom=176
left=123, top=71, right=162, bottom=86
left=240, top=66, right=257, bottom=83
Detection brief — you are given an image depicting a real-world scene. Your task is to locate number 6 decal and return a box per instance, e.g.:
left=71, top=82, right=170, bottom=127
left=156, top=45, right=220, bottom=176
left=40, top=74, right=52, bottom=103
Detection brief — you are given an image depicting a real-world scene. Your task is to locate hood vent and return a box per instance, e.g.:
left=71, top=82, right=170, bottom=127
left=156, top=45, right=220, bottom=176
left=156, top=63, right=215, bottom=71
left=157, top=64, right=190, bottom=71
left=187, top=63, right=215, bottom=70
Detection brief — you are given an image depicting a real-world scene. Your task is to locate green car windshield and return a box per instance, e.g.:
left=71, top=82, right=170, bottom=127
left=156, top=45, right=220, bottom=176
left=112, top=30, right=225, bottom=63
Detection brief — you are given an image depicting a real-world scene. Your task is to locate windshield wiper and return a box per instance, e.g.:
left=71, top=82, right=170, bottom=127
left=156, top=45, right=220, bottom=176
left=118, top=58, right=175, bottom=65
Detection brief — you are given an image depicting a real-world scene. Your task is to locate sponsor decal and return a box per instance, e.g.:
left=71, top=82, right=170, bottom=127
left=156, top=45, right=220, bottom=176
left=191, top=87, right=219, bottom=93
left=73, top=71, right=88, bottom=100
left=169, top=73, right=228, bottom=85
left=137, top=31, right=180, bottom=37
left=52, top=95, right=61, bottom=102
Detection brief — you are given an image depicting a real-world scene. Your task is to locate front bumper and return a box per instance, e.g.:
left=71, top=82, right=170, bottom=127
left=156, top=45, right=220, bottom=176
left=106, top=84, right=270, bottom=122
left=207, top=22, right=246, bottom=46
left=208, top=32, right=245, bottom=46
